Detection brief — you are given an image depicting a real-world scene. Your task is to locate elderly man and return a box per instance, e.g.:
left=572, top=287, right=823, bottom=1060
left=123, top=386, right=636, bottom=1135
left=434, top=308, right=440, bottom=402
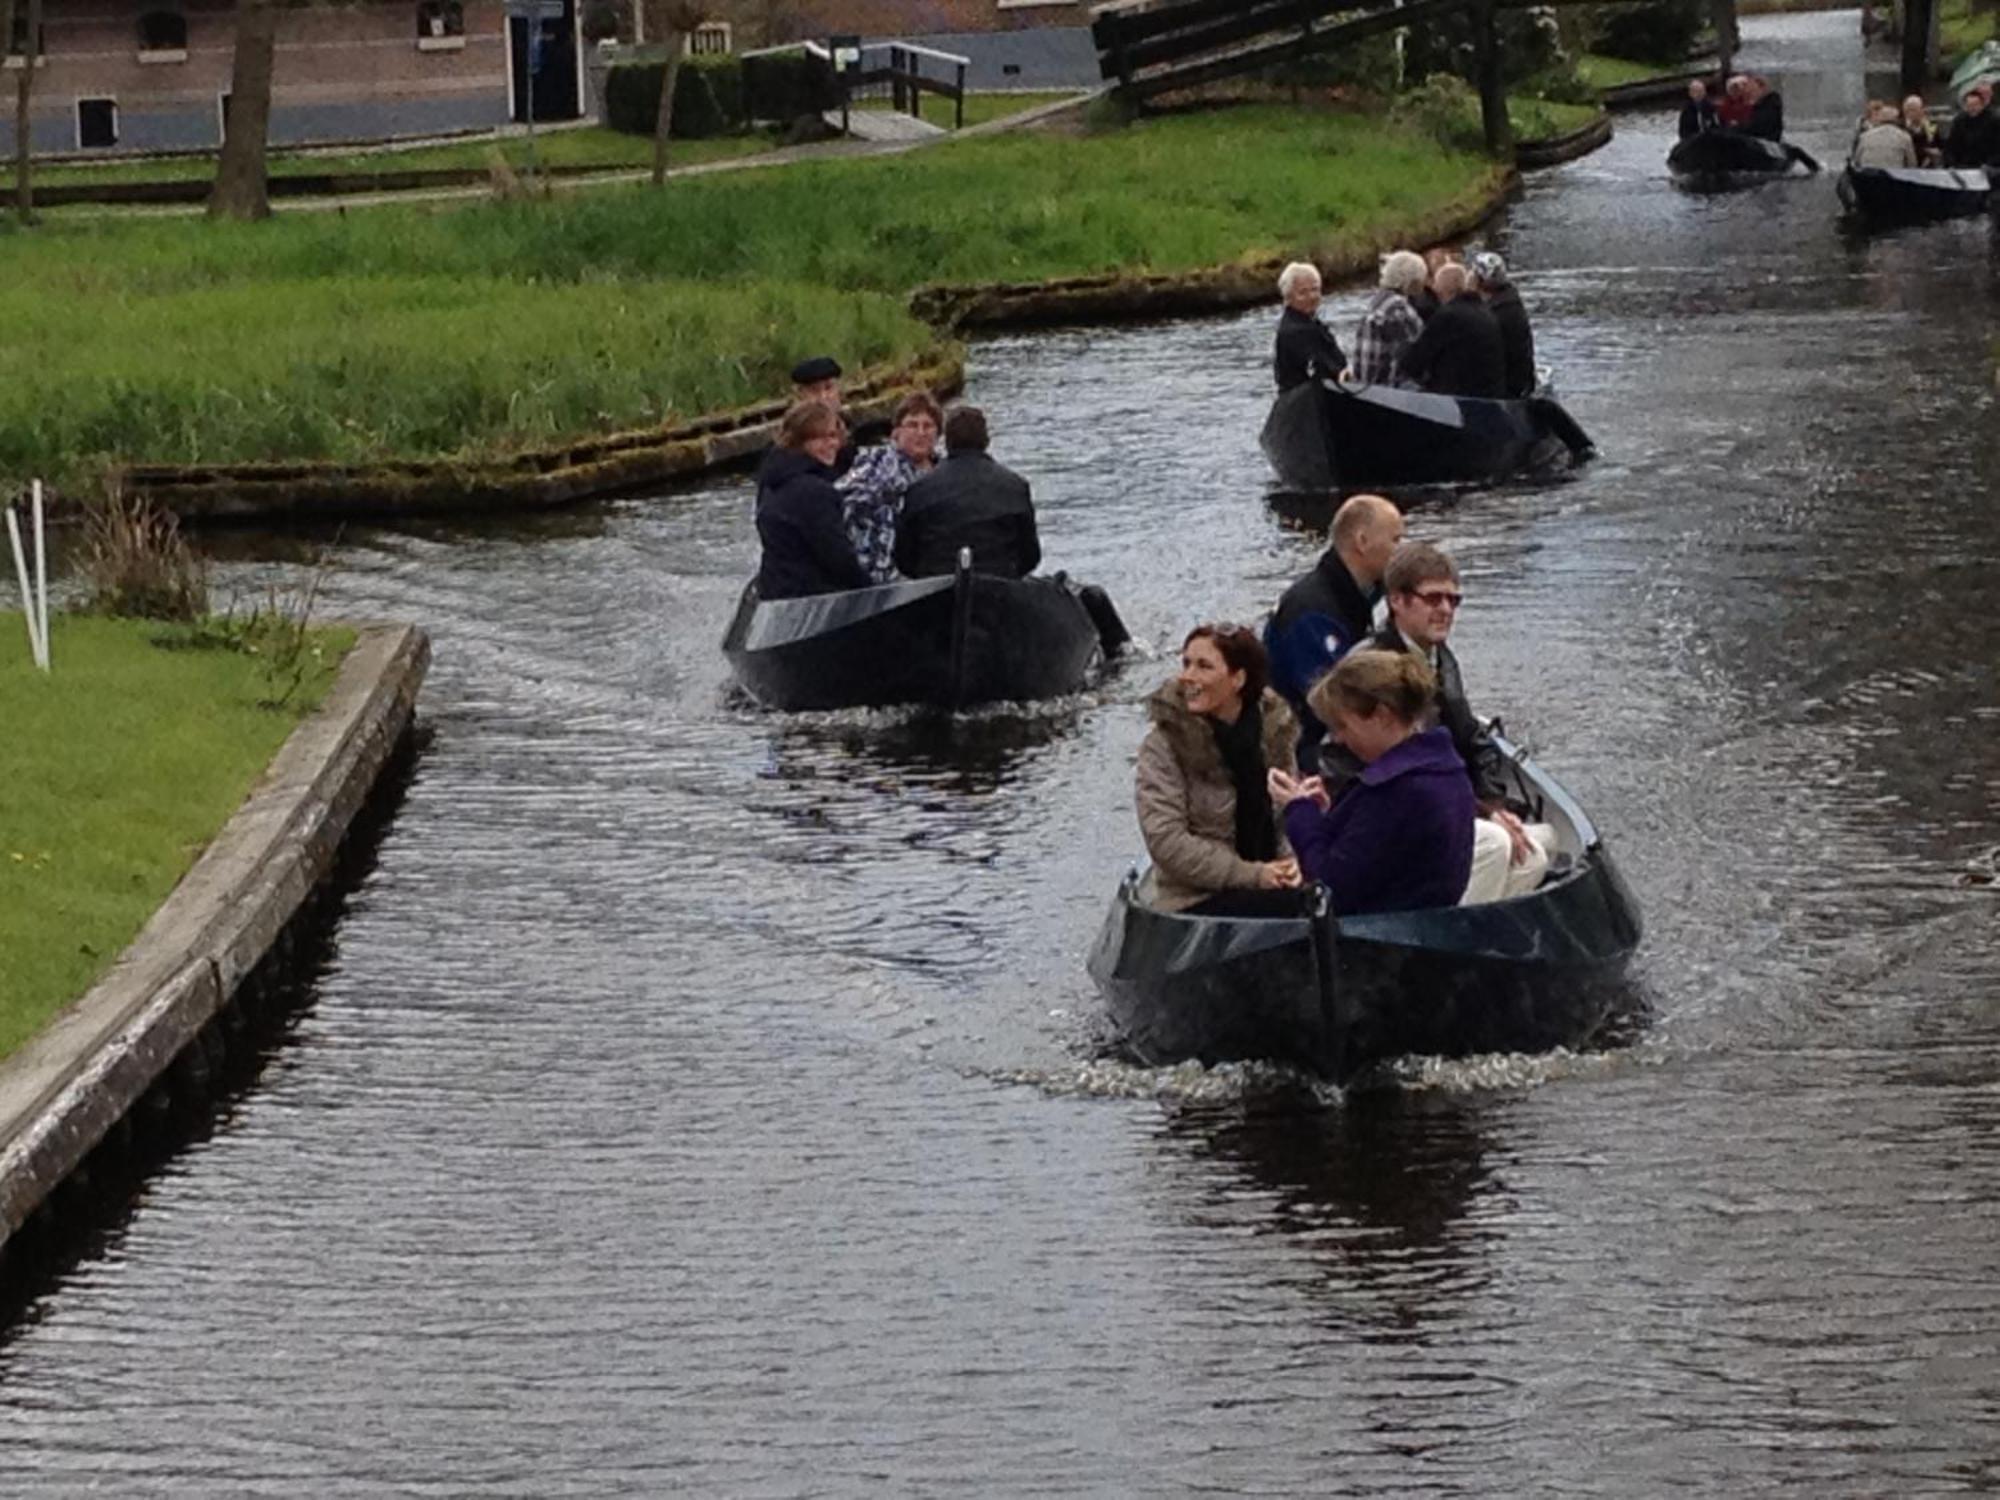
left=1470, top=251, right=1535, bottom=400
left=1853, top=100, right=1918, bottom=169
left=1400, top=262, right=1505, bottom=400
left=1679, top=79, right=1719, bottom=139
left=893, top=405, right=1040, bottom=579
left=781, top=354, right=887, bottom=476
left=1272, top=261, right=1348, bottom=391
left=1351, top=249, right=1427, bottom=387
left=1263, top=493, right=1403, bottom=771
left=1367, top=541, right=1549, bottom=900
left=1944, top=84, right=2000, bottom=169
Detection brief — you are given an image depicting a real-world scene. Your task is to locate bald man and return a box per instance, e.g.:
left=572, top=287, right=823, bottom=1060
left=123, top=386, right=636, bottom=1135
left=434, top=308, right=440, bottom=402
left=1262, top=493, right=1404, bottom=771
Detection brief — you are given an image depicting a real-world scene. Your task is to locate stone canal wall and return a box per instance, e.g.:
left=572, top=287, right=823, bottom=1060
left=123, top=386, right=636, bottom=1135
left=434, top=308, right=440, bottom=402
left=0, top=624, right=429, bottom=1256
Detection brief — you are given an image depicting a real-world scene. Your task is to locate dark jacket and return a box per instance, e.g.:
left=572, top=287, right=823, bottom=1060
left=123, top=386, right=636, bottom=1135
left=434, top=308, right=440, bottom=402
left=1943, top=108, right=2000, bottom=168
left=893, top=450, right=1041, bottom=579
left=1679, top=98, right=1719, bottom=139
left=1485, top=284, right=1536, bottom=400
left=754, top=447, right=871, bottom=600
left=1274, top=305, right=1348, bottom=391
left=1263, top=550, right=1377, bottom=771
left=1400, top=292, right=1506, bottom=400
left=1283, top=725, right=1474, bottom=914
left=1746, top=90, right=1784, bottom=142
left=1134, top=681, right=1300, bottom=912
left=1410, top=286, right=1441, bottom=323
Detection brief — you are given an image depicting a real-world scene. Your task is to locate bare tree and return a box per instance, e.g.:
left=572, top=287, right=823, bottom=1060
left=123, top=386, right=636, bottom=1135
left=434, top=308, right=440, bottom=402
left=649, top=0, right=712, bottom=186
left=209, top=0, right=278, bottom=220
left=10, top=0, right=41, bottom=224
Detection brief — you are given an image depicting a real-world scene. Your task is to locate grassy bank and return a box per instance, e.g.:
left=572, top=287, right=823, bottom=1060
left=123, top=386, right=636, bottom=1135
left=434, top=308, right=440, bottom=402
left=0, top=105, right=1489, bottom=486
left=1576, top=52, right=1683, bottom=89
left=1508, top=97, right=1603, bottom=137
left=1943, top=0, right=1999, bottom=61
left=0, top=614, right=351, bottom=1057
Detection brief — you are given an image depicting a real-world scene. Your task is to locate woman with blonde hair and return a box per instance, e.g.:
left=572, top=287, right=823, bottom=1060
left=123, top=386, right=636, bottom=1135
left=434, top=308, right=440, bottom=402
left=1267, top=649, right=1474, bottom=914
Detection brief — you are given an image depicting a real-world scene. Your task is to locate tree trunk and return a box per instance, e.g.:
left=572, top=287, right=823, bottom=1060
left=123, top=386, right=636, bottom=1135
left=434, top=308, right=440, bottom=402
left=13, top=0, right=41, bottom=225
left=650, top=27, right=685, bottom=186
left=209, top=0, right=277, bottom=221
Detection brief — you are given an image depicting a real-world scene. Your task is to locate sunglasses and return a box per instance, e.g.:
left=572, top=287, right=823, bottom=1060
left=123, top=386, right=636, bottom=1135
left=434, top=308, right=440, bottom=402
left=1411, top=588, right=1464, bottom=609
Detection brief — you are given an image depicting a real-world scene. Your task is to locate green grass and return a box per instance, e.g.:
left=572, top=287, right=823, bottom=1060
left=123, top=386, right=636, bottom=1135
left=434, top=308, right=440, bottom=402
left=0, top=613, right=352, bottom=1057
left=1943, top=0, right=2000, bottom=61
left=1509, top=96, right=1602, bottom=138
left=0, top=104, right=1490, bottom=484
left=0, top=126, right=771, bottom=192
left=1575, top=52, right=1680, bottom=89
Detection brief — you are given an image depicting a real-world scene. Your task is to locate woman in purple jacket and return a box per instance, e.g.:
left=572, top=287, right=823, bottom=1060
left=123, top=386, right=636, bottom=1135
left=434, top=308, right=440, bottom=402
left=1267, top=649, right=1474, bottom=914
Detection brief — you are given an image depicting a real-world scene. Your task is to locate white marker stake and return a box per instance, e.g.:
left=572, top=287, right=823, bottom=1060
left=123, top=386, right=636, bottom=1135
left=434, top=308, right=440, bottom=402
left=6, top=504, right=44, bottom=669
left=31, top=481, right=48, bottom=671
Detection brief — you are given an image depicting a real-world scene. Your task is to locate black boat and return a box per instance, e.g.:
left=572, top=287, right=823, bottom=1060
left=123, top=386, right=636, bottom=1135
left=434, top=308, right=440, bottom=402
left=1837, top=164, right=1993, bottom=224
left=722, top=555, right=1129, bottom=711
left=1259, top=377, right=1594, bottom=493
left=1667, top=129, right=1816, bottom=187
left=1086, top=735, right=1643, bottom=1081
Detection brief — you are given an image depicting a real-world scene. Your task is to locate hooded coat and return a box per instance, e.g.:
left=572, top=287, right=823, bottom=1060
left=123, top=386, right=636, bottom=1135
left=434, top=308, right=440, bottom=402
left=1135, top=681, right=1300, bottom=912
left=755, top=447, right=871, bottom=601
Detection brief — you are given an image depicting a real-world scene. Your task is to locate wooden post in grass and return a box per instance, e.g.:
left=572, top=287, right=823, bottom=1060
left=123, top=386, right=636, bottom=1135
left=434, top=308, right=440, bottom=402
left=11, top=0, right=42, bottom=224
left=1899, top=0, right=1935, bottom=91
left=209, top=0, right=276, bottom=220
left=1474, top=0, right=1511, bottom=159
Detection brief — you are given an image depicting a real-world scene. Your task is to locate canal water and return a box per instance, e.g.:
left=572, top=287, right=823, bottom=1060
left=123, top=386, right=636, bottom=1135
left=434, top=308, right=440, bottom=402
left=6, top=11, right=1998, bottom=1493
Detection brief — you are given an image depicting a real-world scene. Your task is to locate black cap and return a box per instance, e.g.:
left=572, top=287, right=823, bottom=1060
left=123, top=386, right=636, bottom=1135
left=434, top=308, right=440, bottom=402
left=790, top=355, right=842, bottom=385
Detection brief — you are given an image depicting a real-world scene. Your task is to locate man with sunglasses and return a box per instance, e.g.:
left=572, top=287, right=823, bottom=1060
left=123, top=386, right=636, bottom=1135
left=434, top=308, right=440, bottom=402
left=1369, top=541, right=1546, bottom=893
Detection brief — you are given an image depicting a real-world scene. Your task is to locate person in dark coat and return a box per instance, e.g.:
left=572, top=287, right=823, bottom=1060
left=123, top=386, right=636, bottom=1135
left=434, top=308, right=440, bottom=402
left=1399, top=262, right=1506, bottom=400
left=1267, top=649, right=1475, bottom=915
left=1746, top=76, right=1785, bottom=141
left=1469, top=251, right=1536, bottom=400
left=892, top=405, right=1041, bottom=579
left=1262, top=493, right=1403, bottom=773
left=754, top=400, right=871, bottom=601
left=1679, top=79, right=1720, bottom=139
left=1272, top=261, right=1348, bottom=390
left=1943, top=85, right=2000, bottom=168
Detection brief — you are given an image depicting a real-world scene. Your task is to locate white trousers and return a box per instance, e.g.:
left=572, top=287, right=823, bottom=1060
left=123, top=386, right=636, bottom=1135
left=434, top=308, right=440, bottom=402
left=1461, top=818, right=1557, bottom=905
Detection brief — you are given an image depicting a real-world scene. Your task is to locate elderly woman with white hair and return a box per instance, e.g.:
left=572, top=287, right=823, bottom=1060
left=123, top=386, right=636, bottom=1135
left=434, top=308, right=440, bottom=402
left=1272, top=260, right=1348, bottom=392
left=1350, top=249, right=1427, bottom=387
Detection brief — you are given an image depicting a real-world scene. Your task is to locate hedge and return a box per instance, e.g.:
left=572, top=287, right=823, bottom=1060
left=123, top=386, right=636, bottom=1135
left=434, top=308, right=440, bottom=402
left=604, top=50, right=836, bottom=139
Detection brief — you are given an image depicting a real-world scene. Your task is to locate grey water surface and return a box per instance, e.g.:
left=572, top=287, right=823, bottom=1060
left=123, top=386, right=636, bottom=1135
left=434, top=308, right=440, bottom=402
left=4, top=11, right=1999, bottom=1494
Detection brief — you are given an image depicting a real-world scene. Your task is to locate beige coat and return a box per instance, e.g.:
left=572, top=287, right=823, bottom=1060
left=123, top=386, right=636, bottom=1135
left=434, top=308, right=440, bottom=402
left=1134, top=680, right=1300, bottom=911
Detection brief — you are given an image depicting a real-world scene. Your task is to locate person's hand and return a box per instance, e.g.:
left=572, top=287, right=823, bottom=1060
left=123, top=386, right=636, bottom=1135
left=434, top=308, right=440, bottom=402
left=1257, top=858, right=1302, bottom=890
left=1487, top=808, right=1534, bottom=866
left=1300, top=775, right=1330, bottom=811
left=1268, top=768, right=1306, bottom=807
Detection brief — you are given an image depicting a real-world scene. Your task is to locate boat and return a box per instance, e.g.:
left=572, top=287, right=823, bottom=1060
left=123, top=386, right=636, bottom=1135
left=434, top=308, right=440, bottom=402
left=722, top=553, right=1129, bottom=711
left=1667, top=129, right=1817, bottom=186
left=1837, top=164, right=1993, bottom=224
left=1259, top=377, right=1594, bottom=493
left=1086, top=734, right=1643, bottom=1081
left=1951, top=40, right=2000, bottom=104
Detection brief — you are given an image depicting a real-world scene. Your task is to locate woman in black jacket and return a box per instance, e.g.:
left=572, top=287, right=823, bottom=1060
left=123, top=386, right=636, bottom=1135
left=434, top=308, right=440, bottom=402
left=754, top=401, right=871, bottom=601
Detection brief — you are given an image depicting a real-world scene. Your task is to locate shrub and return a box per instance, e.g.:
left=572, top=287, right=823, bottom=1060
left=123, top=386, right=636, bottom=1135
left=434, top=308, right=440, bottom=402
left=78, top=494, right=208, bottom=622
left=604, top=54, right=745, bottom=138
left=1585, top=0, right=1708, bottom=63
left=1404, top=6, right=1569, bottom=88
left=1394, top=73, right=1488, bottom=153
left=738, top=48, right=840, bottom=122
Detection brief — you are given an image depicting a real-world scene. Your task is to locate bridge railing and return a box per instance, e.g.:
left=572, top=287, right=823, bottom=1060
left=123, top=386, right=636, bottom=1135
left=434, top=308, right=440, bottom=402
left=742, top=38, right=969, bottom=133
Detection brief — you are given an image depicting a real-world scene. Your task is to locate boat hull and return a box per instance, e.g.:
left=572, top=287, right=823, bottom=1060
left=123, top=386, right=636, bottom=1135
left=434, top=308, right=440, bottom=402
left=1667, top=129, right=1796, bottom=187
left=1087, top=740, right=1644, bottom=1080
left=1837, top=165, right=1992, bottom=224
left=722, top=572, right=1114, bottom=711
left=1260, top=380, right=1592, bottom=493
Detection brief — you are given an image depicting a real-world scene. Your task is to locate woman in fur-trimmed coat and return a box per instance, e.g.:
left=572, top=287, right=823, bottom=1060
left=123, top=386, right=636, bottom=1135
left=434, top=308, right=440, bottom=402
left=1135, top=623, right=1302, bottom=916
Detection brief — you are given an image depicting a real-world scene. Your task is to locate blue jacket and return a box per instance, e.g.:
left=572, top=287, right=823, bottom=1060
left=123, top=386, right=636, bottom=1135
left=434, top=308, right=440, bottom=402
left=1282, top=725, right=1474, bottom=914
left=755, top=448, right=871, bottom=600
left=1263, top=550, right=1377, bottom=770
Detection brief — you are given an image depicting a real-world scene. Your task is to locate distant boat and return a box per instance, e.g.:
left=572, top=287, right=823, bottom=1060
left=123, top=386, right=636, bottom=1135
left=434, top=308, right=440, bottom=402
left=1086, top=734, right=1643, bottom=1081
left=722, top=557, right=1129, bottom=712
left=1838, top=164, right=1992, bottom=225
left=1668, top=129, right=1817, bottom=186
left=1259, top=377, right=1593, bottom=493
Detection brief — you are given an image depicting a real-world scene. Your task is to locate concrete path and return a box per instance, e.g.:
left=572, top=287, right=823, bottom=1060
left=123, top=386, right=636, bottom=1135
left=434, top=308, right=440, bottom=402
left=827, top=109, right=948, bottom=143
